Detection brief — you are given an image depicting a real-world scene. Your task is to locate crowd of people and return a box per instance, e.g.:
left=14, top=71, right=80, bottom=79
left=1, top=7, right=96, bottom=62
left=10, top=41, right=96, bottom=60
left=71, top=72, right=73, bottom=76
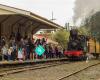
left=0, top=33, right=64, bottom=61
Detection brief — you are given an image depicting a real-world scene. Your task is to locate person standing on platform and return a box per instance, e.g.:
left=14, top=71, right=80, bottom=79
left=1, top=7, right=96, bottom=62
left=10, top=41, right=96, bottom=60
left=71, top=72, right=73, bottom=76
left=28, top=38, right=34, bottom=60
left=22, top=47, right=26, bottom=61
left=18, top=46, right=23, bottom=61
left=12, top=42, right=17, bottom=61
left=44, top=44, right=49, bottom=59
left=31, top=40, right=35, bottom=60
left=26, top=39, right=30, bottom=60
left=8, top=45, right=13, bottom=61
left=1, top=45, right=8, bottom=61
left=34, top=39, right=41, bottom=59
left=48, top=45, right=53, bottom=58
left=1, top=36, right=6, bottom=48
left=20, top=38, right=26, bottom=60
left=41, top=38, right=46, bottom=59
left=52, top=45, right=55, bottom=58
left=55, top=46, right=59, bottom=58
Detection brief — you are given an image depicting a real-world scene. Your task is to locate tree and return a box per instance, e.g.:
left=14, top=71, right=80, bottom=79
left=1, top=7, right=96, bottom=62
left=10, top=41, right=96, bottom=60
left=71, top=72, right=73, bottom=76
left=83, top=11, right=100, bottom=41
left=53, top=29, right=70, bottom=49
left=77, top=26, right=90, bottom=36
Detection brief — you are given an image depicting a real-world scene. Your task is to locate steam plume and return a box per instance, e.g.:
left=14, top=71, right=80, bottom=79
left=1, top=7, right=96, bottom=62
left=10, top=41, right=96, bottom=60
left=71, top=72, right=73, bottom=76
left=73, top=0, right=100, bottom=23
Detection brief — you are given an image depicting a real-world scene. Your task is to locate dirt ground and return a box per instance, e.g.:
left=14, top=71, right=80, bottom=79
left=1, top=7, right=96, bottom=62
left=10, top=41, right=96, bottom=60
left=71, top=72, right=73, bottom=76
left=0, top=60, right=100, bottom=80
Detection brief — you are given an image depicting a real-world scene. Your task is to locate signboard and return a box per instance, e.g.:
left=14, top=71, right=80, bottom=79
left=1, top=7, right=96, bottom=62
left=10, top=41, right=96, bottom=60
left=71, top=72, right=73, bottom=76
left=35, top=45, right=45, bottom=56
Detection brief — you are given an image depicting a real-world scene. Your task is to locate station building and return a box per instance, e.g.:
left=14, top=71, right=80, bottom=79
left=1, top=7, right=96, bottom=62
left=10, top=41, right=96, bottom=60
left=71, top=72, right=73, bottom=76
left=0, top=4, right=63, bottom=40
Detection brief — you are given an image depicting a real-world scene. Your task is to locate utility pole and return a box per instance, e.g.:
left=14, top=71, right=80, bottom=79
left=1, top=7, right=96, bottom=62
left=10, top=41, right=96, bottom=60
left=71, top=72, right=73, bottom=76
left=50, top=11, right=56, bottom=31
left=65, top=22, right=70, bottom=31
left=50, top=11, right=56, bottom=22
left=67, top=23, right=70, bottom=30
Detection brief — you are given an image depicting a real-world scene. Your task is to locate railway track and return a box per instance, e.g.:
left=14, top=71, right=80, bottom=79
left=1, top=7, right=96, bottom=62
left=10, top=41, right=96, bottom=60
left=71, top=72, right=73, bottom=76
left=58, top=62, right=100, bottom=80
left=0, top=60, right=70, bottom=77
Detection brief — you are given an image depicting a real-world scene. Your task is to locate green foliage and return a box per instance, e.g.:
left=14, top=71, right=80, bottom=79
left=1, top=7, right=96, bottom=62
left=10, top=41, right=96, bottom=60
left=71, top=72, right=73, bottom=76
left=83, top=11, right=100, bottom=41
left=77, top=26, right=90, bottom=35
left=53, top=29, right=69, bottom=49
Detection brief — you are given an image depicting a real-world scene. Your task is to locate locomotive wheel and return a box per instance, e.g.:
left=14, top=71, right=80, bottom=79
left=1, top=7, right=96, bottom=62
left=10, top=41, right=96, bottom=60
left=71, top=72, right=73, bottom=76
left=68, top=55, right=87, bottom=61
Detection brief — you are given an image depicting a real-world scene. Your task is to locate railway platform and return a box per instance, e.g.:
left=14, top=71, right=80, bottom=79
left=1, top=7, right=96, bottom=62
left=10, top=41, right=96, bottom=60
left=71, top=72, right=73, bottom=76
left=0, top=58, right=67, bottom=66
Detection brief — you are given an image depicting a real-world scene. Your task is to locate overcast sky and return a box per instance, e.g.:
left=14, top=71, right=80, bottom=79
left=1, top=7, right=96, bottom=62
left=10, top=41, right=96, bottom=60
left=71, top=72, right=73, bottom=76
left=0, top=0, right=75, bottom=26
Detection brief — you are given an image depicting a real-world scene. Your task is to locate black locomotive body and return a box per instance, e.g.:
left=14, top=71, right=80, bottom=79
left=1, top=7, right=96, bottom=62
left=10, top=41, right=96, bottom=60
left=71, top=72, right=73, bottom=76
left=64, top=29, right=88, bottom=60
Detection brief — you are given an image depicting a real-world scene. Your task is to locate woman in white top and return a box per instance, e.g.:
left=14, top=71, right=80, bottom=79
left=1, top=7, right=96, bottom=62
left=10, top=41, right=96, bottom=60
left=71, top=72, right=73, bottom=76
left=18, top=47, right=23, bottom=61
left=1, top=45, right=8, bottom=61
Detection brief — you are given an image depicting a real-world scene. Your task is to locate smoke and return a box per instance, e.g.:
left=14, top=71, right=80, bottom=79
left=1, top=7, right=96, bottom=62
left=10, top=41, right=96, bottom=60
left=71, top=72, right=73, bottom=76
left=73, top=0, right=100, bottom=23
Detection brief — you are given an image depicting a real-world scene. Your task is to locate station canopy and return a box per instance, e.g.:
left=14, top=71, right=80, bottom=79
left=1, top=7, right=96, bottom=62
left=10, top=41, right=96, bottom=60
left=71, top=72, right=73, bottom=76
left=0, top=4, right=63, bottom=39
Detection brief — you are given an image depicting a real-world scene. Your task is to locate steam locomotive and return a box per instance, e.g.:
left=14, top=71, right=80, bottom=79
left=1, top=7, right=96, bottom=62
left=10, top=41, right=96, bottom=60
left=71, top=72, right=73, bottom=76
left=64, top=29, right=88, bottom=60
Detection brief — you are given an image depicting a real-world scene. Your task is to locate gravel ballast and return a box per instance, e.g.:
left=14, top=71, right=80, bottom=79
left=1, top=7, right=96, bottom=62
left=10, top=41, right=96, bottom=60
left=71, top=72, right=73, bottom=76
left=0, top=60, right=100, bottom=80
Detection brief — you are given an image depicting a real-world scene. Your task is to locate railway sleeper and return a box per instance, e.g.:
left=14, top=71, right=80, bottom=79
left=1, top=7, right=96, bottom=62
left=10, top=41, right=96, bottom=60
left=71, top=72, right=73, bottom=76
left=68, top=55, right=87, bottom=61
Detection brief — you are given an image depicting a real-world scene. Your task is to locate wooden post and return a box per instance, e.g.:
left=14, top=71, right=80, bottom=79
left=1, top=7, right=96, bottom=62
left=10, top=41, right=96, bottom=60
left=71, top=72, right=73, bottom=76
left=99, top=40, right=100, bottom=53
left=0, top=23, right=1, bottom=39
left=94, top=38, right=96, bottom=53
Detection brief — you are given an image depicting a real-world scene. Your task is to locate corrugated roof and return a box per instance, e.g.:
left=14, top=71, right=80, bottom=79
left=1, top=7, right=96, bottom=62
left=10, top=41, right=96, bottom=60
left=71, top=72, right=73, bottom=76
left=0, top=4, right=63, bottom=29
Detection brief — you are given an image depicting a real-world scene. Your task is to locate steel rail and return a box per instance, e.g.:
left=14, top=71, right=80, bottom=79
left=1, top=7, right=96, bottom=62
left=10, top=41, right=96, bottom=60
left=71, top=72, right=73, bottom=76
left=58, top=62, right=100, bottom=80
left=0, top=60, right=70, bottom=77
